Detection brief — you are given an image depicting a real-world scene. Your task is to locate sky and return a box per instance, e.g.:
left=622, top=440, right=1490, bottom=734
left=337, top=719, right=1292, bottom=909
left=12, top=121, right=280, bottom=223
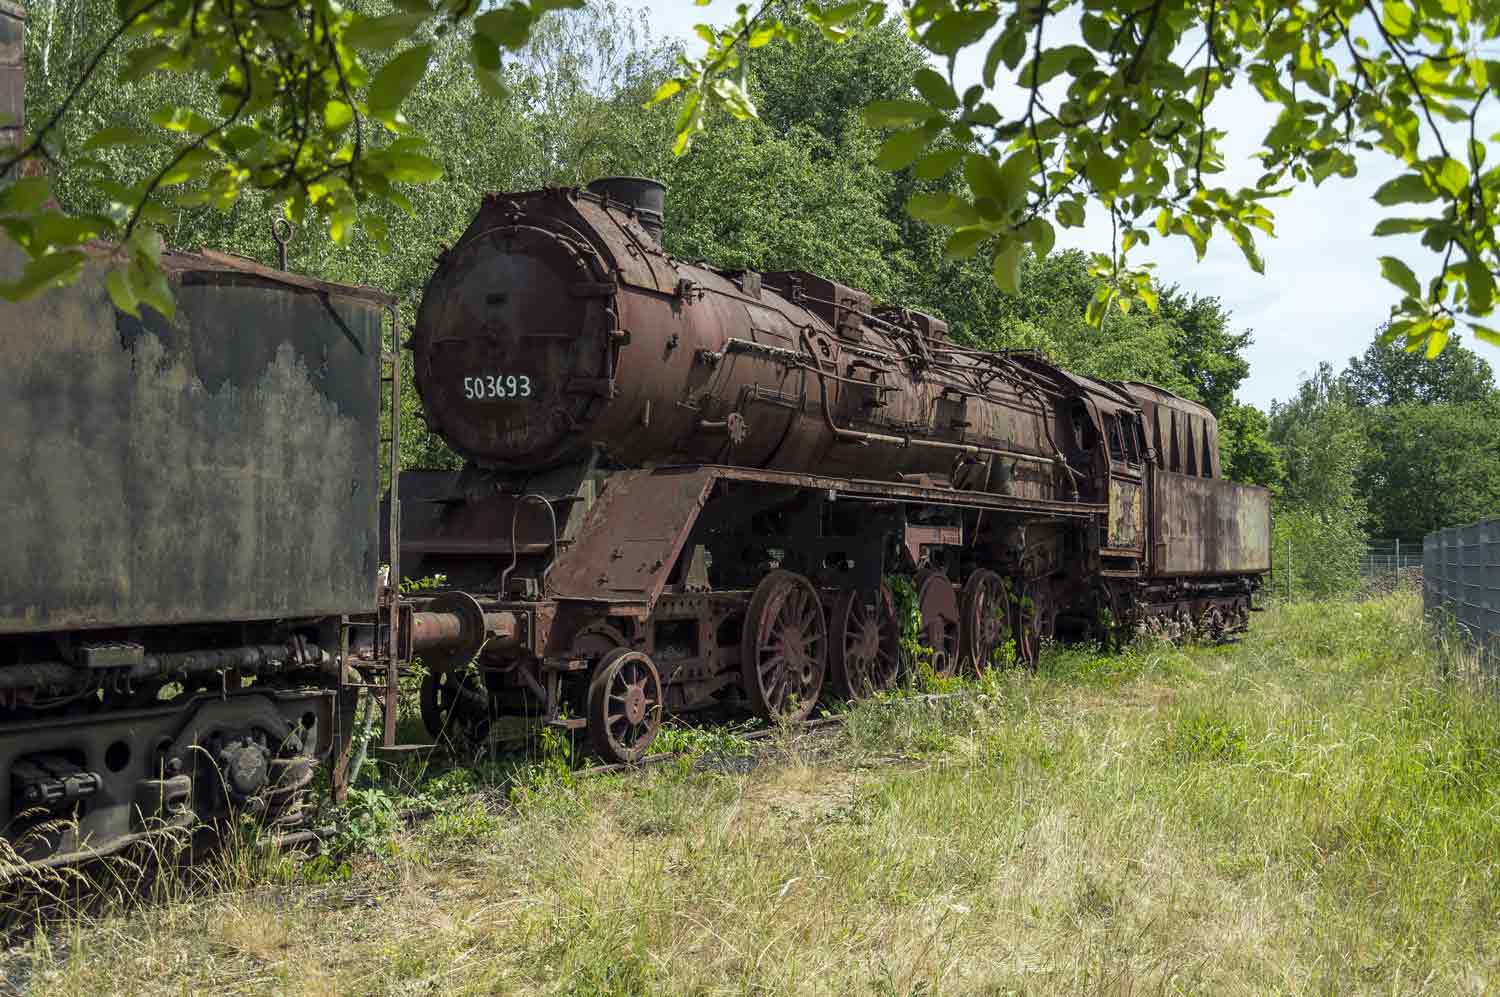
left=634, top=0, right=1498, bottom=412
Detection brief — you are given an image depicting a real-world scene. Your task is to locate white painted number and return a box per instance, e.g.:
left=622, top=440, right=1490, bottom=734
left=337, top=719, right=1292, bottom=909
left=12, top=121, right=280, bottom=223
left=462, top=374, right=532, bottom=400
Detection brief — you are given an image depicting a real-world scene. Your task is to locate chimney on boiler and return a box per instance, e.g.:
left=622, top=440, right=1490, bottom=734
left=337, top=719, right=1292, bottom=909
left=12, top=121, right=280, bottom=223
left=586, top=176, right=667, bottom=245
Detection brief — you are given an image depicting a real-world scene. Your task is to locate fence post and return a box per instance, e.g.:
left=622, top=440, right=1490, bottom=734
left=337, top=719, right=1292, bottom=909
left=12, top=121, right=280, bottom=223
left=1286, top=536, right=1292, bottom=600
left=1394, top=538, right=1400, bottom=583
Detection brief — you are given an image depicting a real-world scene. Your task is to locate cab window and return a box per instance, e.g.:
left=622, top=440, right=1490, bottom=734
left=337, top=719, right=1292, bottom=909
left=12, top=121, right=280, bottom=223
left=1123, top=417, right=1141, bottom=464
left=1106, top=416, right=1127, bottom=462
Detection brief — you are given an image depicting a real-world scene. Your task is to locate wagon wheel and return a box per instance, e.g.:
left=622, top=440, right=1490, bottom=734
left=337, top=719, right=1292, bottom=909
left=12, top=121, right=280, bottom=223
left=741, top=570, right=828, bottom=722
left=419, top=667, right=496, bottom=752
left=830, top=584, right=901, bottom=700
left=586, top=648, right=663, bottom=764
left=914, top=570, right=961, bottom=677
left=1011, top=580, right=1047, bottom=672
left=959, top=569, right=1010, bottom=671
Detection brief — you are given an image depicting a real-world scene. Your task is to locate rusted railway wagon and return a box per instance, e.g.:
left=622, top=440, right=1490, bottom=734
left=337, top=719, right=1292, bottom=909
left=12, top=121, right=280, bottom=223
left=390, top=178, right=1272, bottom=763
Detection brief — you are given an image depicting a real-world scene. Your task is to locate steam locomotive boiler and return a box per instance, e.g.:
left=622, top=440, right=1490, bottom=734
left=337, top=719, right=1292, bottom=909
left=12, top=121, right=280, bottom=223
left=392, top=178, right=1273, bottom=763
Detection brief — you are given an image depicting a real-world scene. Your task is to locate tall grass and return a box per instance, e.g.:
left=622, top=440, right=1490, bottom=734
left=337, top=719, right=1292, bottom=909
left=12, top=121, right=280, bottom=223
left=16, top=593, right=1500, bottom=995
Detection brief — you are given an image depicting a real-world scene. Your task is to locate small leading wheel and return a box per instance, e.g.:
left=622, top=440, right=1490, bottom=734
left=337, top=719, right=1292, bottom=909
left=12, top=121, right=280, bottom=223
left=830, top=584, right=901, bottom=700
left=959, top=569, right=1010, bottom=671
left=914, top=570, right=960, bottom=677
left=420, top=667, right=496, bottom=751
left=586, top=648, right=663, bottom=764
left=741, top=569, right=828, bottom=722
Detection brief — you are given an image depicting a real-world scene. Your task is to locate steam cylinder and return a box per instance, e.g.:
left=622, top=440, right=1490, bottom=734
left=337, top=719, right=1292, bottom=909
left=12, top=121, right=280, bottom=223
left=410, top=183, right=1077, bottom=501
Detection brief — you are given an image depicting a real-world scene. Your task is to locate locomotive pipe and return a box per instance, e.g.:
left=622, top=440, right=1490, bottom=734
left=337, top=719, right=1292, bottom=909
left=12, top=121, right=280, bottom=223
left=0, top=641, right=332, bottom=693
left=809, top=359, right=1060, bottom=466
left=408, top=610, right=520, bottom=650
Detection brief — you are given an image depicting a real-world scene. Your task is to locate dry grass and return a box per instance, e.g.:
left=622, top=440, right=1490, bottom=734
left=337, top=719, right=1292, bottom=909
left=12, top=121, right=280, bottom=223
left=9, top=593, right=1500, bottom=995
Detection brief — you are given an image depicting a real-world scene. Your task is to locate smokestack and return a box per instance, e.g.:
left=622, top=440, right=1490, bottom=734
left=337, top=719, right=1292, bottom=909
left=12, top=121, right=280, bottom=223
left=586, top=177, right=666, bottom=245
left=0, top=1, right=23, bottom=178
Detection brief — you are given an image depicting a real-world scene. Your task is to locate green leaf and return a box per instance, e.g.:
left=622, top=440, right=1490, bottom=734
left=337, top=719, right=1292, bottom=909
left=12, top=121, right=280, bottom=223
left=1373, top=173, right=1438, bottom=205
left=1056, top=199, right=1085, bottom=228
left=875, top=129, right=933, bottom=171
left=325, top=101, right=354, bottom=133
left=1468, top=323, right=1500, bottom=346
left=1228, top=224, right=1265, bottom=275
left=135, top=264, right=176, bottom=321
left=149, top=106, right=217, bottom=134
left=1379, top=256, right=1422, bottom=298
left=1371, top=217, right=1430, bottom=236
left=907, top=192, right=980, bottom=227
left=1018, top=218, right=1055, bottom=257
left=118, top=43, right=182, bottom=83
left=921, top=10, right=999, bottom=56
left=1381, top=0, right=1415, bottom=37
left=862, top=99, right=933, bottom=128
left=1026, top=45, right=1092, bottom=86
left=648, top=79, right=683, bottom=106
left=1085, top=152, right=1123, bottom=192
left=83, top=126, right=153, bottom=151
left=1433, top=157, right=1469, bottom=196
left=475, top=5, right=534, bottom=49
left=0, top=251, right=87, bottom=301
left=471, top=32, right=502, bottom=73
left=963, top=153, right=1007, bottom=202
left=385, top=150, right=444, bottom=183
left=158, top=147, right=218, bottom=186
left=1426, top=326, right=1450, bottom=357
left=912, top=68, right=958, bottom=110
left=344, top=13, right=429, bottom=50
left=1080, top=14, right=1112, bottom=51
left=0, top=176, right=50, bottom=216
left=368, top=44, right=434, bottom=113
left=748, top=23, right=779, bottom=48
left=106, top=267, right=141, bottom=318
left=944, top=227, right=989, bottom=260
left=992, top=239, right=1021, bottom=295
left=912, top=148, right=963, bottom=180
left=1464, top=259, right=1494, bottom=314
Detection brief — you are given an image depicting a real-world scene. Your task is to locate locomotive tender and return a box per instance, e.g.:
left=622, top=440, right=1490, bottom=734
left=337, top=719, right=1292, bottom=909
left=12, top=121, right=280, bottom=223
left=0, top=1, right=1267, bottom=865
left=392, top=177, right=1272, bottom=763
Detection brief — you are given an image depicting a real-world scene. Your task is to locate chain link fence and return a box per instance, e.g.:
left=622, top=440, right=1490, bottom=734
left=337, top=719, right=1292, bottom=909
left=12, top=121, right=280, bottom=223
left=1424, top=520, right=1500, bottom=668
left=1360, top=538, right=1423, bottom=581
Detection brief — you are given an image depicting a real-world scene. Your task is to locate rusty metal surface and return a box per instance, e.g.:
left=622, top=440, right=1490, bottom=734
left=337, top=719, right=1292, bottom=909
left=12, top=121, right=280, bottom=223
left=547, top=461, right=1104, bottom=611
left=0, top=2, right=21, bottom=158
left=191, top=249, right=396, bottom=308
left=1107, top=476, right=1145, bottom=549
left=547, top=467, right=718, bottom=607
left=1150, top=469, right=1271, bottom=576
left=1122, top=382, right=1221, bottom=478
left=0, top=240, right=382, bottom=633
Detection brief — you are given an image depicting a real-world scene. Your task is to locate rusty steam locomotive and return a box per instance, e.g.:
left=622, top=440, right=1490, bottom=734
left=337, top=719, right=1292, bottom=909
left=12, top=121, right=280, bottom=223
left=0, top=6, right=1268, bottom=866
left=390, top=177, right=1271, bottom=764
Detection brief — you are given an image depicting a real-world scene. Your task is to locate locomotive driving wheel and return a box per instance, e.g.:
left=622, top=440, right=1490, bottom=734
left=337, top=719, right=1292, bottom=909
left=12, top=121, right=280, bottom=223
left=586, top=648, right=663, bottom=764
left=959, top=569, right=1010, bottom=671
left=741, top=570, right=828, bottom=722
left=914, top=570, right=960, bottom=677
left=1012, top=580, right=1051, bottom=671
left=830, top=584, right=901, bottom=700
left=420, top=667, right=496, bottom=753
